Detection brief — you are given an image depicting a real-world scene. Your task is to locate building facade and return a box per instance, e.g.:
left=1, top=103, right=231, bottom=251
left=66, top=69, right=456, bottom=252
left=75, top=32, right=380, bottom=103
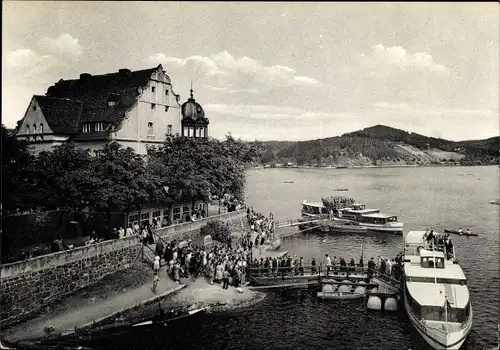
left=14, top=65, right=183, bottom=155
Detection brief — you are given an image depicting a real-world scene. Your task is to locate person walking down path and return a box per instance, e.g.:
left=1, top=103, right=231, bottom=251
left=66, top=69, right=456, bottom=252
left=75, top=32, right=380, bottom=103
left=152, top=273, right=160, bottom=294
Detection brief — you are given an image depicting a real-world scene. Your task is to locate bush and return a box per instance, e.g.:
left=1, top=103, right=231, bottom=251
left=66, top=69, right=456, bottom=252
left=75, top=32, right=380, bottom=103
left=200, top=220, right=231, bottom=244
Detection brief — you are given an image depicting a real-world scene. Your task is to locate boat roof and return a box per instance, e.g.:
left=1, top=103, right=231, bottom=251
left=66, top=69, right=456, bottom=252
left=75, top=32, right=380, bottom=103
left=302, top=201, right=325, bottom=208
left=361, top=213, right=397, bottom=218
left=406, top=282, right=469, bottom=308
left=342, top=208, right=379, bottom=214
left=419, top=249, right=444, bottom=258
left=404, top=261, right=466, bottom=280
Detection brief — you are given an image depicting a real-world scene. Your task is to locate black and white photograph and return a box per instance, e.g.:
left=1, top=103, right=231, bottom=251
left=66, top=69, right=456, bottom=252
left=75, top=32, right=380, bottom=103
left=1, top=2, right=499, bottom=349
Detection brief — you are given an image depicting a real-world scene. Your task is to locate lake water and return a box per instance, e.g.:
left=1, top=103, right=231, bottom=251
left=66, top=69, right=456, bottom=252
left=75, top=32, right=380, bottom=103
left=84, top=166, right=499, bottom=349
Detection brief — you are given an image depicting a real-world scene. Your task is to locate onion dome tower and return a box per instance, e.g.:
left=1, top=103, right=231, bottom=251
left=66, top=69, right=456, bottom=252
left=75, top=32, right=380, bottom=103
left=180, top=83, right=209, bottom=138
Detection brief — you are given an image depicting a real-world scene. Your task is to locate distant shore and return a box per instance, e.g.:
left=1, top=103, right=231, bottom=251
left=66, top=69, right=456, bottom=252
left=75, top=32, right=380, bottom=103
left=253, top=163, right=497, bottom=170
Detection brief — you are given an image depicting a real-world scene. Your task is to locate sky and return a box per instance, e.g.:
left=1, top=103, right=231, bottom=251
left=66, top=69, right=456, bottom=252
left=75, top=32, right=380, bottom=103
left=2, top=2, right=499, bottom=141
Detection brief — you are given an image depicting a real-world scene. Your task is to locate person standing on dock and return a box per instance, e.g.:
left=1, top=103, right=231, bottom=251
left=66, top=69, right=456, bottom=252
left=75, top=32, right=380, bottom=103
left=325, top=254, right=332, bottom=277
left=311, top=258, right=317, bottom=274
left=367, top=257, right=376, bottom=280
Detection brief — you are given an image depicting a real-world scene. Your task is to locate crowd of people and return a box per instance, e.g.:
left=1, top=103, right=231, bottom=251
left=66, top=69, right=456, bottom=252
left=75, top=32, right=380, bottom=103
left=424, top=228, right=454, bottom=259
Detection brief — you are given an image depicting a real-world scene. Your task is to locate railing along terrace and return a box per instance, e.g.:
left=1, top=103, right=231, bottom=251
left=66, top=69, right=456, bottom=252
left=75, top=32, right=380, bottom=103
left=246, top=264, right=371, bottom=278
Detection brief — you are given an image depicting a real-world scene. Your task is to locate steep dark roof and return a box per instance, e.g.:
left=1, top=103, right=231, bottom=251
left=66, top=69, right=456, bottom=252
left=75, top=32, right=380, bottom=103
left=34, top=96, right=83, bottom=134
left=45, top=66, right=159, bottom=127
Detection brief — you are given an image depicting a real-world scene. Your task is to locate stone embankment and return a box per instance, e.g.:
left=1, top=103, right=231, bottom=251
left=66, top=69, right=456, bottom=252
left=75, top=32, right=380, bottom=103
left=1, top=210, right=248, bottom=328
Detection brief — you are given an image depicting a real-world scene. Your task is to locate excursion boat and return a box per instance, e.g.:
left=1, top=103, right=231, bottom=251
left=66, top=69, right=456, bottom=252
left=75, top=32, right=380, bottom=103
left=357, top=213, right=404, bottom=234
left=403, top=231, right=473, bottom=349
left=298, top=201, right=329, bottom=230
left=338, top=204, right=403, bottom=234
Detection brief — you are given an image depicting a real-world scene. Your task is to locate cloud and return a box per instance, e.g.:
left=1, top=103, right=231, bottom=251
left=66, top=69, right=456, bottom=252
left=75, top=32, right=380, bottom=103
left=143, top=51, right=321, bottom=93
left=4, top=33, right=83, bottom=84
left=36, top=33, right=83, bottom=60
left=360, top=44, right=451, bottom=76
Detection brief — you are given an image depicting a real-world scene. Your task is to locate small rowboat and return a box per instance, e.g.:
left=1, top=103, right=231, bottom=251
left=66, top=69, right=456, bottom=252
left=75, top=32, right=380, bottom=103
left=334, top=188, right=349, bottom=192
left=490, top=200, right=500, bottom=205
left=444, top=229, right=478, bottom=237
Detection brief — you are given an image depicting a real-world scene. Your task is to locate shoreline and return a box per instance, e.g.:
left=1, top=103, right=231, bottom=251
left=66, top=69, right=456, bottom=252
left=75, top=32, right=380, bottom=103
left=253, top=163, right=497, bottom=170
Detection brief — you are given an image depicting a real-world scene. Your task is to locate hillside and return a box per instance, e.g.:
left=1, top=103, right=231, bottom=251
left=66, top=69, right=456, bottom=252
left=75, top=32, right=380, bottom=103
left=258, top=125, right=499, bottom=167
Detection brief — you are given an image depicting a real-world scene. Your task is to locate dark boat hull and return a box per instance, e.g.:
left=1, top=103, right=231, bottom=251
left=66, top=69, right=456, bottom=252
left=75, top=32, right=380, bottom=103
left=444, top=229, right=478, bottom=236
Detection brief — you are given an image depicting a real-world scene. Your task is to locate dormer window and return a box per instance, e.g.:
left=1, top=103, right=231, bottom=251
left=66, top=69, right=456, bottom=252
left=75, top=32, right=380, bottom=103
left=95, top=123, right=104, bottom=132
left=33, top=106, right=37, bottom=111
left=26, top=125, right=30, bottom=134
left=82, top=124, right=90, bottom=133
left=33, top=124, right=37, bottom=133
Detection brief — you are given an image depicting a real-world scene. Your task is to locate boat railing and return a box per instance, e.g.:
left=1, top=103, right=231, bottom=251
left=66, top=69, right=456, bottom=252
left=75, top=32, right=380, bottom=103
left=422, top=240, right=455, bottom=260
left=372, top=270, right=402, bottom=287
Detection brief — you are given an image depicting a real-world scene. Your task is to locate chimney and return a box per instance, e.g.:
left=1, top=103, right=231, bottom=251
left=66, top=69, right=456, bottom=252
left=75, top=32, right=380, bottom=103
left=80, top=73, right=92, bottom=80
left=118, top=69, right=131, bottom=76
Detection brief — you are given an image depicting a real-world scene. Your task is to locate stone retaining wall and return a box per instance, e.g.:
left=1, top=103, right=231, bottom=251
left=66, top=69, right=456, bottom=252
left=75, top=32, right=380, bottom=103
left=0, top=210, right=248, bottom=327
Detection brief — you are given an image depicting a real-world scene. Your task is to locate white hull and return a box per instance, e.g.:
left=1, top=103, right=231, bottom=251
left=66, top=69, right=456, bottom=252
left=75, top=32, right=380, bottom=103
left=404, top=286, right=473, bottom=349
left=363, top=223, right=404, bottom=233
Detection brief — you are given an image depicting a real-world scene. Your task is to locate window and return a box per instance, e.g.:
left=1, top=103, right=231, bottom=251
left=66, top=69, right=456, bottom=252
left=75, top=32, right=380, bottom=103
left=40, top=123, right=43, bottom=133
left=82, top=124, right=90, bottom=133
left=33, top=124, right=37, bottom=133
left=165, top=89, right=169, bottom=96
left=152, top=86, right=156, bottom=93
left=167, top=125, right=172, bottom=136
left=26, top=125, right=30, bottom=134
left=152, top=210, right=161, bottom=218
left=151, top=103, right=156, bottom=110
left=93, top=150, right=103, bottom=158
left=33, top=106, right=37, bottom=111
left=108, top=100, right=116, bottom=107
left=147, top=122, right=154, bottom=136
left=165, top=106, right=169, bottom=112
left=95, top=123, right=104, bottom=132
left=141, top=213, right=150, bottom=221
left=173, top=207, right=181, bottom=221
left=189, top=126, right=194, bottom=137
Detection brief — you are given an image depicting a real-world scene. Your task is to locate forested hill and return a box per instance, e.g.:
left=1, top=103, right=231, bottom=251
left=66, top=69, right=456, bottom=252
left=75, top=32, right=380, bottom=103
left=258, top=125, right=499, bottom=167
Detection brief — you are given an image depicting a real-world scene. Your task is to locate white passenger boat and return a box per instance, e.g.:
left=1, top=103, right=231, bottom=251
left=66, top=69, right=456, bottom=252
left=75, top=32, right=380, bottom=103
left=357, top=213, right=404, bottom=234
left=338, top=204, right=403, bottom=234
left=403, top=231, right=473, bottom=349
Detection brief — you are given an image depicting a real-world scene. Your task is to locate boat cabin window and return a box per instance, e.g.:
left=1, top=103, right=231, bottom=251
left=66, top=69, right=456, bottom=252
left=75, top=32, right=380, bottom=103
left=302, top=205, right=325, bottom=215
left=436, top=278, right=467, bottom=286
left=406, top=276, right=436, bottom=283
left=420, top=305, right=467, bottom=323
left=386, top=216, right=398, bottom=222
left=420, top=257, right=444, bottom=269
left=351, top=204, right=366, bottom=210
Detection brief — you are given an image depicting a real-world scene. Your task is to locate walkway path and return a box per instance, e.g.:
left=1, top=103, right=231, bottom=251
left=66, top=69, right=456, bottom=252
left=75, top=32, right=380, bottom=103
left=2, top=265, right=180, bottom=344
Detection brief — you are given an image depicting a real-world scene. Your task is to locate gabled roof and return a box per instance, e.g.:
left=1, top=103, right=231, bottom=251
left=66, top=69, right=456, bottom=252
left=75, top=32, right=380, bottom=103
left=34, top=95, right=83, bottom=134
left=45, top=66, right=160, bottom=127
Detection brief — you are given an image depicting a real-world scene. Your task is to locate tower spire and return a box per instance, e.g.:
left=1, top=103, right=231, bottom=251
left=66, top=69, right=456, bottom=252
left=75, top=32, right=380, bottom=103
left=190, top=80, right=193, bottom=99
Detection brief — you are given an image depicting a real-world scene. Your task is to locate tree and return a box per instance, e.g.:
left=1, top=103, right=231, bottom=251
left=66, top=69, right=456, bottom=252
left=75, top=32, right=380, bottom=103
left=32, top=142, right=99, bottom=214
left=90, top=142, right=167, bottom=238
left=200, top=220, right=231, bottom=244
left=1, top=125, right=36, bottom=215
